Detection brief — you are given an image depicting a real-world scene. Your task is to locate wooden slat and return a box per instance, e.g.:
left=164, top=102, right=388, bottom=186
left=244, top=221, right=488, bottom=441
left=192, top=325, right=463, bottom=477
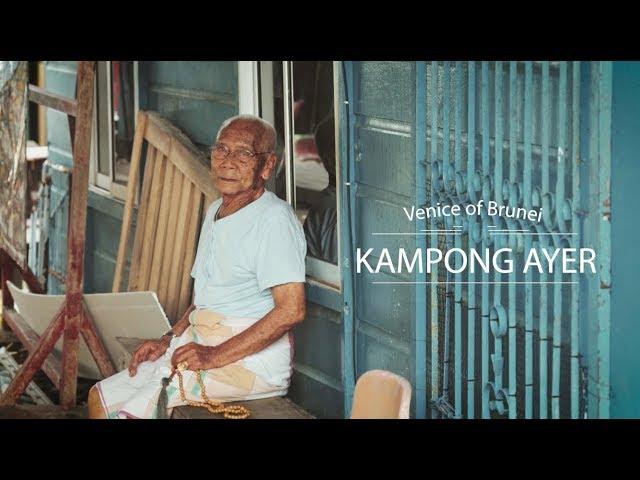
left=157, top=172, right=185, bottom=314
left=177, top=191, right=203, bottom=316
left=172, top=140, right=219, bottom=203
left=1, top=307, right=62, bottom=388
left=79, top=303, right=116, bottom=378
left=165, top=179, right=194, bottom=321
left=28, top=85, right=77, bottom=116
left=37, top=62, right=47, bottom=146
left=128, top=144, right=156, bottom=291
left=0, top=303, right=66, bottom=406
left=143, top=116, right=171, bottom=156
left=147, top=161, right=175, bottom=294
left=145, top=112, right=219, bottom=203
left=113, top=111, right=148, bottom=292
left=136, top=149, right=167, bottom=290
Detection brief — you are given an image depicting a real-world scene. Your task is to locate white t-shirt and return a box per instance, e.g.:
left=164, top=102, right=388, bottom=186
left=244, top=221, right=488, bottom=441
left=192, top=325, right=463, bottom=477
left=190, top=190, right=307, bottom=319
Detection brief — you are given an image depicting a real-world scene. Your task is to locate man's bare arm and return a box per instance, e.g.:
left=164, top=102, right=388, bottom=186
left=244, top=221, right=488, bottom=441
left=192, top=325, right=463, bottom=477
left=171, top=282, right=305, bottom=370
left=128, top=304, right=195, bottom=376
left=169, top=304, right=196, bottom=337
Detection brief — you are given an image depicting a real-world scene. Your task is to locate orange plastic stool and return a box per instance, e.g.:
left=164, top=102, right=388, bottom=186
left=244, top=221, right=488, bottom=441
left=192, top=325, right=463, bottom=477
left=350, top=369, right=412, bottom=419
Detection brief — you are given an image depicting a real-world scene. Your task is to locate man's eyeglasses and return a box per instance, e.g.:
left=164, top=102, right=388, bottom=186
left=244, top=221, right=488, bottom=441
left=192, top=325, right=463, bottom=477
left=210, top=143, right=273, bottom=165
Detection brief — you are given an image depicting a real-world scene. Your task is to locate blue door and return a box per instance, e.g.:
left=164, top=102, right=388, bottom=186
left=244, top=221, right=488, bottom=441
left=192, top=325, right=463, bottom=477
left=339, top=61, right=613, bottom=419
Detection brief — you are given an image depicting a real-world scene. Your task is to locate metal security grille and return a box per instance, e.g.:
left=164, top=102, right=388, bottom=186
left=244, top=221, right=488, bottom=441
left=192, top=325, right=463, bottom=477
left=339, top=61, right=611, bottom=419
left=419, top=61, right=585, bottom=419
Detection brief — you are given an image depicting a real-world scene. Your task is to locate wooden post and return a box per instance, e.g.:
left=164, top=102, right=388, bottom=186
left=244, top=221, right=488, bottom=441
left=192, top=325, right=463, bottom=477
left=59, top=61, right=95, bottom=407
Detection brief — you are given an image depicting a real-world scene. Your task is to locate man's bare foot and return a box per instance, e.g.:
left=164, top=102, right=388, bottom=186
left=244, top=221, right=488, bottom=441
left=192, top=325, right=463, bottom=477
left=87, top=385, right=107, bottom=419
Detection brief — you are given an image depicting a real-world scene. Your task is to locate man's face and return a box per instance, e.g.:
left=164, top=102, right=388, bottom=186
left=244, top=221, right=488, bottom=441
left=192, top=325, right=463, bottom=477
left=211, top=121, right=275, bottom=196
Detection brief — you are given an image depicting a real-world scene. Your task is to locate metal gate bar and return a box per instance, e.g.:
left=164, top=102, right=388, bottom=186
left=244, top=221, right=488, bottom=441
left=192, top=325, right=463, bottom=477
left=421, top=61, right=586, bottom=419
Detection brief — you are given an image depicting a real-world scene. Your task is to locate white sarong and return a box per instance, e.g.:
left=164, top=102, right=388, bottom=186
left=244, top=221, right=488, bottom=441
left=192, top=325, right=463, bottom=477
left=95, top=309, right=293, bottom=419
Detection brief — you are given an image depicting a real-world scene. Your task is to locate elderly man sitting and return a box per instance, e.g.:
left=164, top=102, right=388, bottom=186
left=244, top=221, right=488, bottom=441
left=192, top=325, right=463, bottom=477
left=87, top=115, right=307, bottom=419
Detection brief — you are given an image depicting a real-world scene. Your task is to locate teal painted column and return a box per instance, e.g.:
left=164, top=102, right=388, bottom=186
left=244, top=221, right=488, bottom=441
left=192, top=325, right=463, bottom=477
left=610, top=61, right=640, bottom=418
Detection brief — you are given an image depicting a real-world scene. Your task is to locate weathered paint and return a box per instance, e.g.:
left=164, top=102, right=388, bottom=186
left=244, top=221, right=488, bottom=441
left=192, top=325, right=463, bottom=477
left=595, top=62, right=612, bottom=419
left=340, top=62, right=416, bottom=417
left=414, top=61, right=427, bottom=419
left=59, top=61, right=96, bottom=406
left=610, top=61, right=640, bottom=418
left=339, top=61, right=356, bottom=416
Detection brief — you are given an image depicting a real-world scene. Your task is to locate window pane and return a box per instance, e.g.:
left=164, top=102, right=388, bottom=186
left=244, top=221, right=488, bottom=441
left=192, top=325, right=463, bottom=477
left=294, top=62, right=337, bottom=266
left=111, top=61, right=135, bottom=186
left=270, top=61, right=338, bottom=266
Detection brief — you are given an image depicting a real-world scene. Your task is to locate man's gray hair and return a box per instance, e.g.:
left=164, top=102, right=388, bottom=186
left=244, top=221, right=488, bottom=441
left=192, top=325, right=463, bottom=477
left=215, top=114, right=277, bottom=153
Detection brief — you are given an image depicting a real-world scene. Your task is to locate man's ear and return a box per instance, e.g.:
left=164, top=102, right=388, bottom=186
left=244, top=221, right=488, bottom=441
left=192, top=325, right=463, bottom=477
left=261, top=153, right=277, bottom=181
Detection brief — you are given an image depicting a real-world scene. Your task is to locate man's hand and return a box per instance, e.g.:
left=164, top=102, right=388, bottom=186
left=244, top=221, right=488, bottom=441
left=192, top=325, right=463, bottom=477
left=171, top=343, right=220, bottom=371
left=128, top=337, right=171, bottom=377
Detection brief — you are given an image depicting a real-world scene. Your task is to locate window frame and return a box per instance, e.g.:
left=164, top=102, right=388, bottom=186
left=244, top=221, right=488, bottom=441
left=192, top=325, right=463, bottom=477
left=256, top=61, right=342, bottom=290
left=89, top=61, right=139, bottom=202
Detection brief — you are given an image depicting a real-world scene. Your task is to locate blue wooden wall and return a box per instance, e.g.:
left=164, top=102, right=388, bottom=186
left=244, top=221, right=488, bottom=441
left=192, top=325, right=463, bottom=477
left=610, top=62, right=640, bottom=418
left=46, top=61, right=240, bottom=297
left=289, top=293, right=344, bottom=418
left=43, top=60, right=640, bottom=418
left=138, top=62, right=238, bottom=150
left=339, top=62, right=418, bottom=416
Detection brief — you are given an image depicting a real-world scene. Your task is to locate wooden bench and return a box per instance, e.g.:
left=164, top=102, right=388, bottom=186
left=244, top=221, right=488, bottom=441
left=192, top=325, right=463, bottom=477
left=116, top=337, right=313, bottom=419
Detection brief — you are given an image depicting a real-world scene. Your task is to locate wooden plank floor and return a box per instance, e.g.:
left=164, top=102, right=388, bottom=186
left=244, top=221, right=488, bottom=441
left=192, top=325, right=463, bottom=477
left=0, top=405, right=87, bottom=419
left=0, top=397, right=314, bottom=419
left=0, top=399, right=314, bottom=419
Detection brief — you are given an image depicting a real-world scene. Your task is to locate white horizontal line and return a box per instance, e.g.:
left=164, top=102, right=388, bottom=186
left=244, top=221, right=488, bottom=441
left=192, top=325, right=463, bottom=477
left=489, top=232, right=578, bottom=235
left=372, top=281, right=579, bottom=284
left=371, top=232, right=462, bottom=235
left=372, top=232, right=578, bottom=236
